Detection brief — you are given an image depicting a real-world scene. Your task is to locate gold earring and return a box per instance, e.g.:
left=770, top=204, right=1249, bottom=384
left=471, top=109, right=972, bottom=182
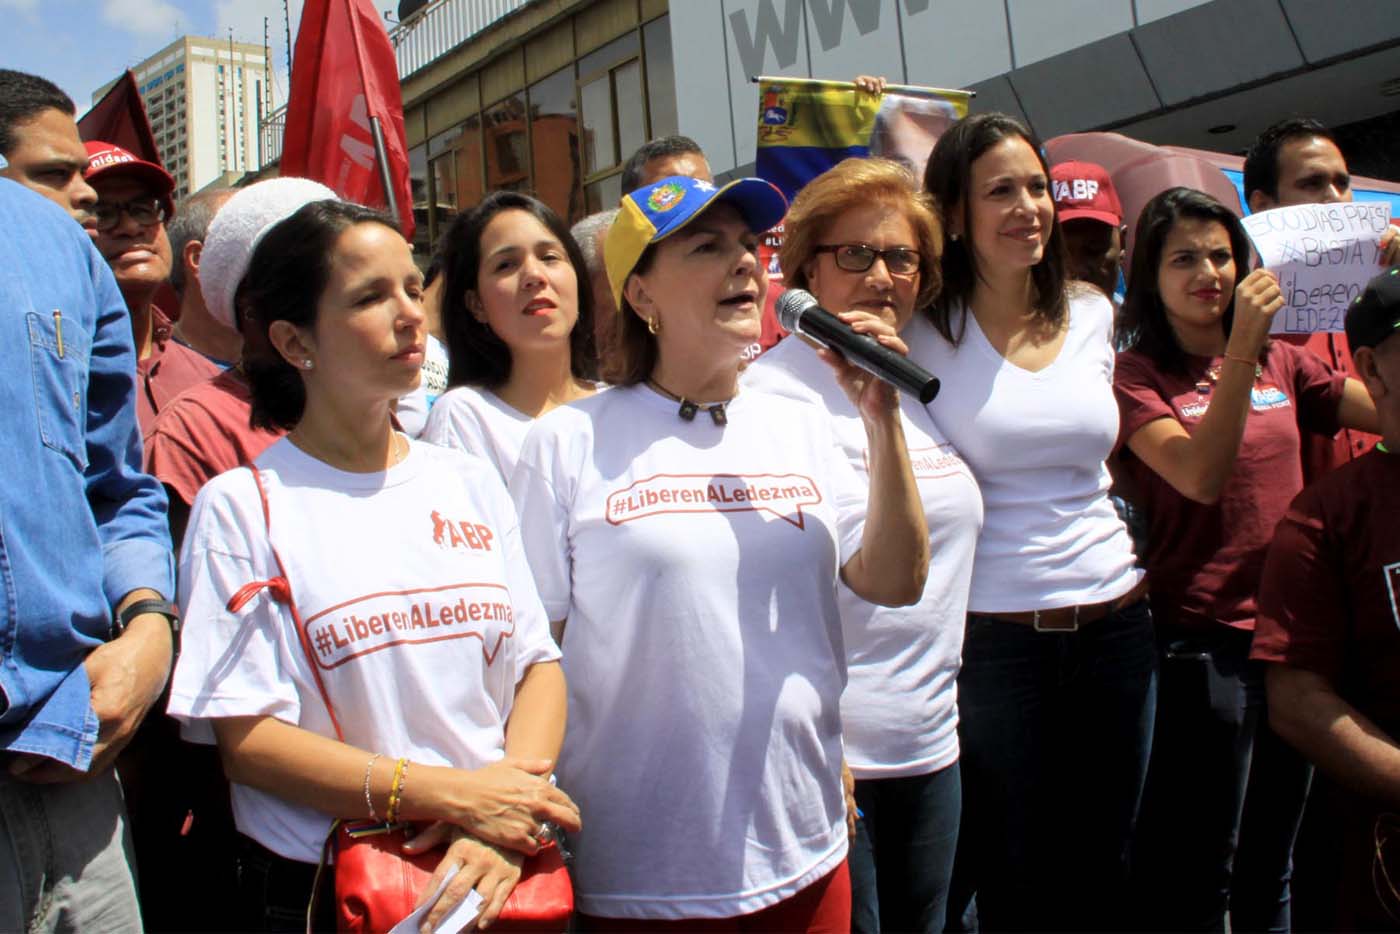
left=646, top=317, right=660, bottom=335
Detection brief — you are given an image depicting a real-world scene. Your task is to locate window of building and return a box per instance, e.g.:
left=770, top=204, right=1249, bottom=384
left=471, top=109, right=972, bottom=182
left=484, top=92, right=528, bottom=193
left=414, top=12, right=674, bottom=251
left=643, top=15, right=677, bottom=139
left=577, top=32, right=646, bottom=212
left=408, top=144, right=430, bottom=259
left=584, top=172, right=622, bottom=215
left=527, top=65, right=582, bottom=223
left=429, top=153, right=457, bottom=239
left=427, top=115, right=484, bottom=242
left=578, top=76, right=614, bottom=180
left=614, top=59, right=644, bottom=161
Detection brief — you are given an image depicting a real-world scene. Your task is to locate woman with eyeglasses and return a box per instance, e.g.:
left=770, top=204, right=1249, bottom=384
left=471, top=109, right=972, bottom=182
left=1115, top=187, right=1378, bottom=931
left=906, top=113, right=1153, bottom=929
left=742, top=158, right=980, bottom=934
left=510, top=174, right=931, bottom=931
left=422, top=192, right=597, bottom=482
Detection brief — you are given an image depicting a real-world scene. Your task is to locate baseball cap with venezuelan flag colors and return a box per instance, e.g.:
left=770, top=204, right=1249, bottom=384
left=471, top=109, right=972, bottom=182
left=605, top=175, right=788, bottom=310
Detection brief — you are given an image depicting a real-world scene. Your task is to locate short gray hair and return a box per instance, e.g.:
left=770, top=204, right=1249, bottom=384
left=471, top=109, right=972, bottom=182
left=167, top=187, right=234, bottom=297
left=570, top=208, right=618, bottom=275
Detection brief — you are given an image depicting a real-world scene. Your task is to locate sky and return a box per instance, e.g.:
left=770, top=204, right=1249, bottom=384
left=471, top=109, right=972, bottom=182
left=0, top=0, right=316, bottom=112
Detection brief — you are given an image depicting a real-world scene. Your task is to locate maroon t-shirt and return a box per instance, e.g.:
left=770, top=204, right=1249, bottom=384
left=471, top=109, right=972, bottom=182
left=136, top=307, right=220, bottom=437
left=1114, top=341, right=1344, bottom=630
left=144, top=368, right=284, bottom=506
left=1251, top=448, right=1400, bottom=737
left=1280, top=331, right=1380, bottom=481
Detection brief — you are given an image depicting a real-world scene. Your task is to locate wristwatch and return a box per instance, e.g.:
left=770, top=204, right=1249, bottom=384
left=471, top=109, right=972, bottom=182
left=110, top=598, right=182, bottom=659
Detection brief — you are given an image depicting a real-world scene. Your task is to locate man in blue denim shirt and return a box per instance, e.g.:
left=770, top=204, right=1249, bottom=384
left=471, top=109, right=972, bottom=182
left=0, top=171, right=177, bottom=929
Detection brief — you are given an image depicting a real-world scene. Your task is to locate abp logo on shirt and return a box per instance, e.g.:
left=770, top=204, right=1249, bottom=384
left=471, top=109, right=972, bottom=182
left=431, top=510, right=495, bottom=552
left=1251, top=384, right=1291, bottom=412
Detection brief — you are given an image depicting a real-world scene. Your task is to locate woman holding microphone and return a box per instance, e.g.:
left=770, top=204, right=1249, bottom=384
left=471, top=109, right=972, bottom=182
left=510, top=174, right=930, bottom=931
left=743, top=157, right=981, bottom=933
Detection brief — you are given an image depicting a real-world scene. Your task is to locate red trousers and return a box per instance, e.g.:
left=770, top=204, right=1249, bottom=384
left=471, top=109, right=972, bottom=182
left=575, top=860, right=851, bottom=933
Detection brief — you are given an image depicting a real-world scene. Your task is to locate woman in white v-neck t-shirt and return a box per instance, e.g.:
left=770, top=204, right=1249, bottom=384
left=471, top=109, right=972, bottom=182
left=512, top=175, right=931, bottom=930
left=913, top=114, right=1154, bottom=931
left=167, top=196, right=579, bottom=933
left=423, top=192, right=599, bottom=481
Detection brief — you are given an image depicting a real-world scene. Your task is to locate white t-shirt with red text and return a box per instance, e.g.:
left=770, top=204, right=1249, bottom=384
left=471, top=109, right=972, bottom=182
left=509, top=384, right=866, bottom=920
left=169, top=437, right=559, bottom=863
left=744, top=328, right=983, bottom=779
left=422, top=384, right=532, bottom=482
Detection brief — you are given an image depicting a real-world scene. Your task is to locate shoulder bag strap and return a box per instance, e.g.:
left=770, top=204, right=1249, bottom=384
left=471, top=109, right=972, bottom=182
left=224, top=465, right=346, bottom=742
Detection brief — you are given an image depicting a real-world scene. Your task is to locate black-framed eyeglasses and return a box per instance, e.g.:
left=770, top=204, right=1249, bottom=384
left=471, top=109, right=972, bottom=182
left=813, top=243, right=921, bottom=276
left=93, top=196, right=166, bottom=232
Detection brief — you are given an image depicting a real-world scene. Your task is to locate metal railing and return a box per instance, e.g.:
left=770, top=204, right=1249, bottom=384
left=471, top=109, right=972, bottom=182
left=389, top=0, right=530, bottom=80
left=260, top=103, right=286, bottom=169
left=256, top=0, right=528, bottom=168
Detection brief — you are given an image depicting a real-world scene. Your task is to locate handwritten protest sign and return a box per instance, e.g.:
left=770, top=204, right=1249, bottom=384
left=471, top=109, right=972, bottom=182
left=1242, top=201, right=1393, bottom=334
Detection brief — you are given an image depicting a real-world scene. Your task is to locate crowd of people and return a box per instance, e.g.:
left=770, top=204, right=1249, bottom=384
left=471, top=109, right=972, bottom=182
left=2, top=62, right=1400, bottom=934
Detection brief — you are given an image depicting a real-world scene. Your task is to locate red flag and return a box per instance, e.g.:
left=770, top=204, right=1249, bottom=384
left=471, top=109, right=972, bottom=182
left=78, top=71, right=161, bottom=166
left=281, top=0, right=414, bottom=237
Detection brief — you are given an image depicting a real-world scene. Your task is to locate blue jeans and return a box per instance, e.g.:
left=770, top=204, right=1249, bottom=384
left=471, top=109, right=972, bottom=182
left=953, top=599, right=1157, bottom=931
left=849, top=761, right=961, bottom=933
left=1130, top=624, right=1312, bottom=932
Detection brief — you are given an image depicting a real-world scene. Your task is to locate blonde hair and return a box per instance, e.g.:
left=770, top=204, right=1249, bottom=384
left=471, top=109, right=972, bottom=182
left=779, top=157, right=943, bottom=310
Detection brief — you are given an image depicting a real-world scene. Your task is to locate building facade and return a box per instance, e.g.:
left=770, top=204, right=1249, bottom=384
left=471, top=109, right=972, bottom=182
left=96, top=37, right=277, bottom=200
left=299, top=0, right=1400, bottom=255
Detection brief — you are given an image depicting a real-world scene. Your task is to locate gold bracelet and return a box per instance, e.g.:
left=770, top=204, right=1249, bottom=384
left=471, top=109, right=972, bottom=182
left=362, top=753, right=382, bottom=821
left=395, top=760, right=412, bottom=823
left=385, top=757, right=407, bottom=824
left=1223, top=352, right=1258, bottom=368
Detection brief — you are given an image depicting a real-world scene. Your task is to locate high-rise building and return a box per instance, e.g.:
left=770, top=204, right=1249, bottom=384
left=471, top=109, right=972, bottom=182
left=94, top=36, right=277, bottom=201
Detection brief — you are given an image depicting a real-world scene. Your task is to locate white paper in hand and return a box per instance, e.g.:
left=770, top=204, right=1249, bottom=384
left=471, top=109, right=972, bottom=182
left=1241, top=201, right=1394, bottom=335
left=388, top=863, right=485, bottom=934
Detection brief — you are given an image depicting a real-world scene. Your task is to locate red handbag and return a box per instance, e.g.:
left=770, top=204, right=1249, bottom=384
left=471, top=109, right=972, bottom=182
left=231, top=467, right=574, bottom=933
left=333, top=821, right=572, bottom=933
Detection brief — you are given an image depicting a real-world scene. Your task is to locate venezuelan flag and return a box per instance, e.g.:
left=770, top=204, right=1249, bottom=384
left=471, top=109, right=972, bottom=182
left=754, top=77, right=970, bottom=203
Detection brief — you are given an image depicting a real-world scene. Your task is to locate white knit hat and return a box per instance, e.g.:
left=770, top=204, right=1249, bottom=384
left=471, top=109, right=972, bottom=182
left=200, top=177, right=338, bottom=329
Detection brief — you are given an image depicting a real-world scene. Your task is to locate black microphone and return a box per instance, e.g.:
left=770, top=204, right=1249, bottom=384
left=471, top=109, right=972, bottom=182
left=775, top=289, right=941, bottom=404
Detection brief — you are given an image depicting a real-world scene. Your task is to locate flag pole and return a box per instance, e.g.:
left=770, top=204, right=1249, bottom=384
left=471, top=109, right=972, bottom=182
left=368, top=116, right=399, bottom=222
left=342, top=0, right=399, bottom=224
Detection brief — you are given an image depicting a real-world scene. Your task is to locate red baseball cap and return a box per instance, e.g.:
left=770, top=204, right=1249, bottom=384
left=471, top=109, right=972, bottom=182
left=1050, top=160, right=1122, bottom=227
left=83, top=141, right=175, bottom=217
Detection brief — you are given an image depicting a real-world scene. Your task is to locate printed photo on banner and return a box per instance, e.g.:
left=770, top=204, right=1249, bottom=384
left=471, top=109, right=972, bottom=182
left=1242, top=200, right=1395, bottom=335
left=749, top=77, right=970, bottom=356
